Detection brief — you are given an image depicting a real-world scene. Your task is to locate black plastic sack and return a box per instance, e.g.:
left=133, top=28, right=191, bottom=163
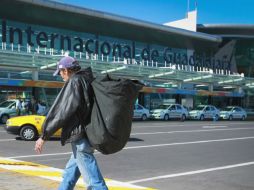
left=85, top=74, right=143, bottom=154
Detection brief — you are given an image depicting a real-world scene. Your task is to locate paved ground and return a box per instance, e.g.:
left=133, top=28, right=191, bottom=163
left=0, top=169, right=62, bottom=190
left=1, top=120, right=254, bottom=189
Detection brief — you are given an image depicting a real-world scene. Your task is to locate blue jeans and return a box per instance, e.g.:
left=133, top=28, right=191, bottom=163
left=58, top=138, right=108, bottom=190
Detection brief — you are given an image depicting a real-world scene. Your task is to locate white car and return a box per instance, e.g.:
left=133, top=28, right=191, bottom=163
left=150, top=104, right=188, bottom=121
left=220, top=106, right=247, bottom=120
left=0, top=99, right=19, bottom=123
left=133, top=104, right=150, bottom=120
left=189, top=105, right=220, bottom=121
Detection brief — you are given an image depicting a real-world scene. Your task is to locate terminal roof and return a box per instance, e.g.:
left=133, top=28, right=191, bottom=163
left=0, top=0, right=221, bottom=52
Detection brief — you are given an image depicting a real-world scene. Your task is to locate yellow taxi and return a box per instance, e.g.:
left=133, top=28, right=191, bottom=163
left=5, top=114, right=61, bottom=141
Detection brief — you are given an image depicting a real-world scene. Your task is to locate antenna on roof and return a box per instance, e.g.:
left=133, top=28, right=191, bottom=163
left=186, top=0, right=190, bottom=18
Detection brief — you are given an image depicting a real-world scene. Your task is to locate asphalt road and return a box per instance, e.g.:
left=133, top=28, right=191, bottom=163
left=1, top=120, right=254, bottom=190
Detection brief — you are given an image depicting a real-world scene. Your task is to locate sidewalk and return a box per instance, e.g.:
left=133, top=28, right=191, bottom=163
left=0, top=168, right=85, bottom=190
left=0, top=157, right=154, bottom=190
left=0, top=168, right=58, bottom=190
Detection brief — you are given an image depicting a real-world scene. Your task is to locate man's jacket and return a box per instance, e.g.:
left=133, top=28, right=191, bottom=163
left=41, top=67, right=94, bottom=145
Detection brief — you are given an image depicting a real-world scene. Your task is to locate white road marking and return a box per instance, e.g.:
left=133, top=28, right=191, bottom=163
left=0, top=164, right=63, bottom=172
left=202, top=125, right=228, bottom=128
left=7, top=136, right=254, bottom=159
left=7, top=152, right=72, bottom=159
left=0, top=139, right=16, bottom=142
left=32, top=157, right=70, bottom=162
left=132, top=122, right=253, bottom=128
left=221, top=122, right=252, bottom=125
left=127, top=161, right=254, bottom=184
left=131, top=127, right=254, bottom=135
left=124, top=136, right=254, bottom=150
left=133, top=124, right=186, bottom=128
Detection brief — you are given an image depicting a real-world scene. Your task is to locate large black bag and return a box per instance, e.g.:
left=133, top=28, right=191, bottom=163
left=85, top=74, right=143, bottom=155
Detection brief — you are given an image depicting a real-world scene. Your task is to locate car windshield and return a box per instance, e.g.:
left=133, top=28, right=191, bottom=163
left=194, top=106, right=205, bottom=110
left=0, top=101, right=14, bottom=108
left=221, top=107, right=233, bottom=111
left=156, top=105, right=170, bottom=109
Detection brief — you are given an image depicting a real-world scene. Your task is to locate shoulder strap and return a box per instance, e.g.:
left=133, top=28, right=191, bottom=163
left=77, top=77, right=94, bottom=127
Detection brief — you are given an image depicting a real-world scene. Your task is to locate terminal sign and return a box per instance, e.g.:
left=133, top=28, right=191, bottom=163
left=1, top=20, right=233, bottom=72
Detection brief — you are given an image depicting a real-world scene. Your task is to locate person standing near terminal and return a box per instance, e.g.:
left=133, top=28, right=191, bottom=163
left=29, top=96, right=37, bottom=114
left=34, top=56, right=108, bottom=190
left=36, top=100, right=46, bottom=115
left=16, top=97, right=22, bottom=116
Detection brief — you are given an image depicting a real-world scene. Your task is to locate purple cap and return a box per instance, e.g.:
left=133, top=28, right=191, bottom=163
left=53, top=56, right=76, bottom=76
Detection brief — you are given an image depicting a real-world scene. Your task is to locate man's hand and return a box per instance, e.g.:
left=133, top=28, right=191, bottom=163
left=34, top=137, right=45, bottom=154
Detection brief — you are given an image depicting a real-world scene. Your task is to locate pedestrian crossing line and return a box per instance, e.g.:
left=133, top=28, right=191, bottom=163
left=0, top=157, right=155, bottom=190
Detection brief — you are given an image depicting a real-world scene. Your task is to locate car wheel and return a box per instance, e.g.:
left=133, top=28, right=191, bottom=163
left=20, top=125, right=38, bottom=141
left=141, top=114, right=147, bottom=121
left=181, top=114, right=186, bottom=121
left=214, top=114, right=219, bottom=121
left=228, top=115, right=233, bottom=121
left=241, top=116, right=246, bottom=121
left=200, top=114, right=204, bottom=121
left=164, top=114, right=169, bottom=121
left=0, top=114, right=9, bottom=124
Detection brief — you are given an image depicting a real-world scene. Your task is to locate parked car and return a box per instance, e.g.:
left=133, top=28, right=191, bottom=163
left=0, top=99, right=33, bottom=123
left=189, top=105, right=220, bottom=121
left=150, top=104, right=188, bottom=121
left=5, top=113, right=61, bottom=141
left=0, top=99, right=19, bottom=124
left=133, top=104, right=150, bottom=120
left=220, top=106, right=247, bottom=120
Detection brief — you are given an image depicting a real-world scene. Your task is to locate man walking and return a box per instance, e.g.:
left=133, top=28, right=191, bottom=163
left=34, top=56, right=108, bottom=190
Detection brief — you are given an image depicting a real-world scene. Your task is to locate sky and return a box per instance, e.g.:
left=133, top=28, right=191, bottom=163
left=55, top=0, right=254, bottom=25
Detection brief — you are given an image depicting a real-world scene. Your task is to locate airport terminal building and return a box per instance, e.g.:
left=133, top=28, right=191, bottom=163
left=0, top=0, right=254, bottom=111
